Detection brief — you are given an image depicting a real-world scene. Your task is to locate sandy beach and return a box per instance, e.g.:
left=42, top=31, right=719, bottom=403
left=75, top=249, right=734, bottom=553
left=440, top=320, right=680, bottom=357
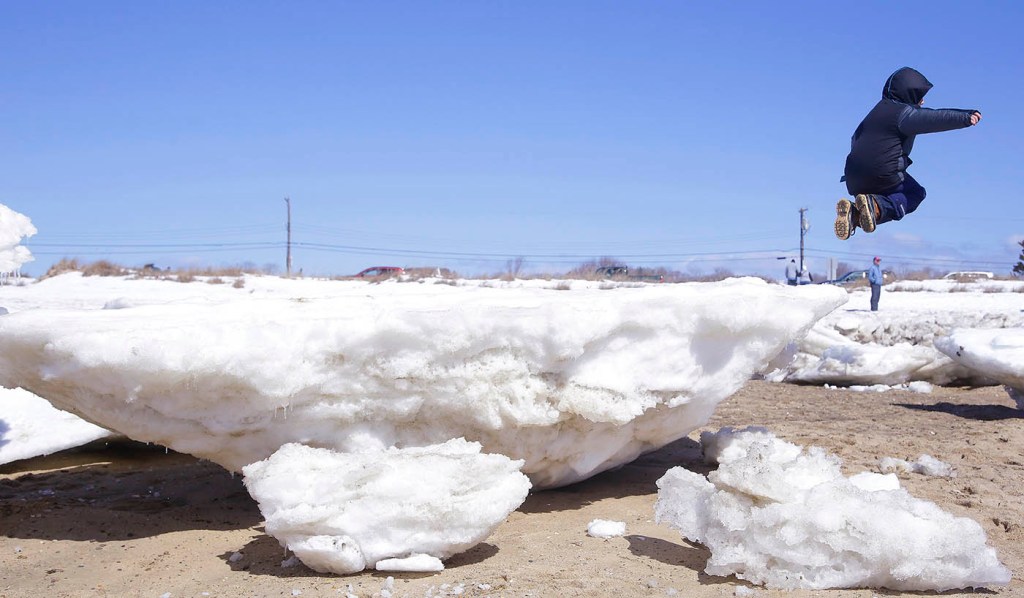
left=2, top=380, right=1022, bottom=598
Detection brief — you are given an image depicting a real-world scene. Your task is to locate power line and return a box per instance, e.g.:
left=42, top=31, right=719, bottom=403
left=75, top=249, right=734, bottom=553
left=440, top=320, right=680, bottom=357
left=292, top=241, right=791, bottom=260
left=22, top=223, right=1016, bottom=273
left=38, top=224, right=280, bottom=241
left=29, top=241, right=281, bottom=249
left=291, top=222, right=792, bottom=249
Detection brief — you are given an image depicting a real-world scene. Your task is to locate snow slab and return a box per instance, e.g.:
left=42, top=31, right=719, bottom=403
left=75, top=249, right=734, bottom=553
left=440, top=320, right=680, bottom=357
left=655, top=427, right=1010, bottom=591
left=935, top=328, right=1024, bottom=409
left=241, top=439, right=530, bottom=574
left=0, top=277, right=844, bottom=488
left=0, top=386, right=112, bottom=465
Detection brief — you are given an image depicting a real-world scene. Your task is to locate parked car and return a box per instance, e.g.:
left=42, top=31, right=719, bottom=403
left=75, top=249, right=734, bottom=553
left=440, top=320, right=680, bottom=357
left=943, top=271, right=994, bottom=281
left=595, top=265, right=664, bottom=283
left=595, top=266, right=629, bottom=278
left=824, top=270, right=893, bottom=286
left=826, top=270, right=868, bottom=285
left=356, top=266, right=405, bottom=278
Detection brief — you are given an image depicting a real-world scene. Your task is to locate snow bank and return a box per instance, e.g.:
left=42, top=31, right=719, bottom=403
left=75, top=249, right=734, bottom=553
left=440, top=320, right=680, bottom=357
left=0, top=278, right=844, bottom=488
left=241, top=439, right=529, bottom=574
left=655, top=427, right=1010, bottom=591
left=935, top=328, right=1024, bottom=409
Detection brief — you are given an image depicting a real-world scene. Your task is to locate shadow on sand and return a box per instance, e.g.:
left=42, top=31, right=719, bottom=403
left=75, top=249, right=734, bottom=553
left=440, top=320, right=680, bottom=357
left=518, top=436, right=707, bottom=515
left=1, top=434, right=714, bottom=579
left=895, top=401, right=1024, bottom=421
left=0, top=439, right=260, bottom=542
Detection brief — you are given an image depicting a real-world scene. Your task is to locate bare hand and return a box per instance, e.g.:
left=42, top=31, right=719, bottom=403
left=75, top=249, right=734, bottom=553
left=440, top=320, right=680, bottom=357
left=970, top=111, right=982, bottom=125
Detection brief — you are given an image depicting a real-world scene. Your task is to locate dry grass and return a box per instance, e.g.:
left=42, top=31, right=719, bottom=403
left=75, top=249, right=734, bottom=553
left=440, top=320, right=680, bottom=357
left=166, top=266, right=249, bottom=279
left=41, top=259, right=86, bottom=279
left=41, top=258, right=130, bottom=279
left=40, top=259, right=263, bottom=283
left=888, top=282, right=924, bottom=292
left=40, top=258, right=81, bottom=279
left=82, top=260, right=128, bottom=277
left=404, top=267, right=457, bottom=280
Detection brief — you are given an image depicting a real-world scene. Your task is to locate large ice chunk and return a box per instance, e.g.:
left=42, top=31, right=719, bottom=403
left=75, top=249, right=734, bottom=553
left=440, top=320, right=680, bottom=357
left=935, top=328, right=1024, bottom=409
left=0, top=279, right=844, bottom=488
left=655, top=427, right=1010, bottom=591
left=241, top=438, right=530, bottom=574
left=0, top=386, right=113, bottom=465
left=765, top=307, right=1024, bottom=387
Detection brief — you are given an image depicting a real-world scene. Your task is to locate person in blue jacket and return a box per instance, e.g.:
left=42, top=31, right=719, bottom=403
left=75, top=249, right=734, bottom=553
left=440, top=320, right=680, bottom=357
left=834, top=67, right=982, bottom=240
left=868, top=256, right=884, bottom=311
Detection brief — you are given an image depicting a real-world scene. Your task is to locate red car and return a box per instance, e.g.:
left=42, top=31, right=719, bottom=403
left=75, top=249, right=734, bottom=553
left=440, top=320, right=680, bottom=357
left=356, top=266, right=405, bottom=278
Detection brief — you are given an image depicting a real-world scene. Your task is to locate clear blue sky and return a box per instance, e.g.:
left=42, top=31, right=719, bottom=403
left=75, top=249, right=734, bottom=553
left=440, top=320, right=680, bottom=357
left=3, top=1, right=1023, bottom=278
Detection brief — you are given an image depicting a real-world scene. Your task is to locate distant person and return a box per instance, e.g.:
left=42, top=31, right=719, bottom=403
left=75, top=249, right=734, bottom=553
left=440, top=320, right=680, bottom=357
left=868, top=256, right=884, bottom=311
left=785, top=259, right=798, bottom=286
left=834, top=67, right=982, bottom=240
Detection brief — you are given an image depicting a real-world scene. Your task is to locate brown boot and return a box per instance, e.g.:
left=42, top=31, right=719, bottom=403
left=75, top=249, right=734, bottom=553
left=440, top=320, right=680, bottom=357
left=854, top=194, right=880, bottom=233
left=834, top=198, right=858, bottom=240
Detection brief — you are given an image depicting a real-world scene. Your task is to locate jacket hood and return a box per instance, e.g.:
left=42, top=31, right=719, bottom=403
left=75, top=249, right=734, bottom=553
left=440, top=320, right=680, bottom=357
left=882, top=67, right=933, bottom=104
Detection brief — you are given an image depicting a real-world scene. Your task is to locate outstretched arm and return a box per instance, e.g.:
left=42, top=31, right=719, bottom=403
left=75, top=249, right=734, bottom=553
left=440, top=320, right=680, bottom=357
left=898, top=106, right=981, bottom=135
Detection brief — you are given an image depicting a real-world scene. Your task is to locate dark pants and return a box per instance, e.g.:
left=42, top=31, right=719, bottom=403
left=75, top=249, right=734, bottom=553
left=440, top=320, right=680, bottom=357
left=870, top=284, right=881, bottom=311
left=873, top=173, right=926, bottom=225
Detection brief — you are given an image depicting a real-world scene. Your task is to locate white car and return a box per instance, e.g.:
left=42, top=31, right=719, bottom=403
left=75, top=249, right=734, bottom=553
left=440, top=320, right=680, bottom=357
left=943, top=271, right=994, bottom=281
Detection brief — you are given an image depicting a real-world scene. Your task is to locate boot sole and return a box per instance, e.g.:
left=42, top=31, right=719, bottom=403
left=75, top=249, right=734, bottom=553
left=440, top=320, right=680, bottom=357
left=855, top=195, right=876, bottom=233
left=834, top=199, right=854, bottom=240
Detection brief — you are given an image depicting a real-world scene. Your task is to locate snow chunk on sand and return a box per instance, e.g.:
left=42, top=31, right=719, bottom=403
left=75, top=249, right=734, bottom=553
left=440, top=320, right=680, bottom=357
left=375, top=554, right=444, bottom=573
left=242, top=438, right=530, bottom=574
left=879, top=454, right=956, bottom=478
left=655, top=427, right=1010, bottom=591
left=586, top=519, right=626, bottom=538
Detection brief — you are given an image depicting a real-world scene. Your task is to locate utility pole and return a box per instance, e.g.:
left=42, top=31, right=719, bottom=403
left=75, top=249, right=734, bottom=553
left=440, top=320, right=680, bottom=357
left=285, top=197, right=292, bottom=278
left=799, top=207, right=809, bottom=277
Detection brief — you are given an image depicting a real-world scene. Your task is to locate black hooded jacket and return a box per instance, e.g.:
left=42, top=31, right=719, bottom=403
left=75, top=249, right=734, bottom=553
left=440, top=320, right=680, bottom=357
left=843, top=67, right=978, bottom=194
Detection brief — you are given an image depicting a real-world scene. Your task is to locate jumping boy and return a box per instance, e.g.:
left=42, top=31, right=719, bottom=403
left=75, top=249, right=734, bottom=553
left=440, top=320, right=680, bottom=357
left=835, top=67, right=982, bottom=240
